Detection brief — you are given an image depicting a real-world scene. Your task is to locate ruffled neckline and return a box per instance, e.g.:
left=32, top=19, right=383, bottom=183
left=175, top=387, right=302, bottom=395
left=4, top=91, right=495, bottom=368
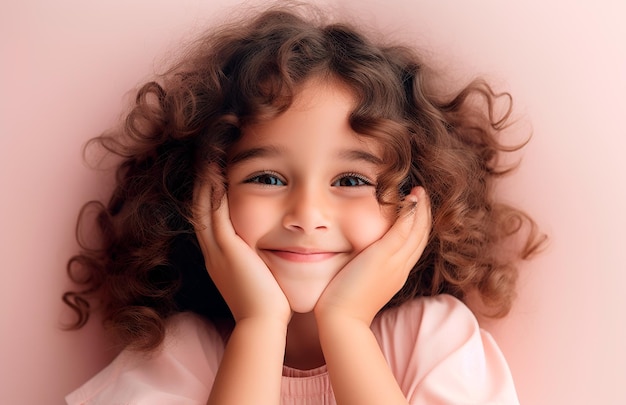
left=281, top=364, right=333, bottom=402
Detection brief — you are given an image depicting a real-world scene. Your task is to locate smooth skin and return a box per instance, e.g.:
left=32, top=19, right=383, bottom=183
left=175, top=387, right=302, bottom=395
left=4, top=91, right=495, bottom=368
left=194, top=80, right=432, bottom=405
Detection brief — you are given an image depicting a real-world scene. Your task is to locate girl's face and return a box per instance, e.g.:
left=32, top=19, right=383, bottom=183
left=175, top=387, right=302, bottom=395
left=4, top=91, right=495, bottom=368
left=226, top=80, right=394, bottom=313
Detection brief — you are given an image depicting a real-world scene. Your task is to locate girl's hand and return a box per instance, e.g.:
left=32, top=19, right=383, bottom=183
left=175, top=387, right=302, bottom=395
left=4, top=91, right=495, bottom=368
left=314, top=187, right=431, bottom=325
left=193, top=180, right=291, bottom=326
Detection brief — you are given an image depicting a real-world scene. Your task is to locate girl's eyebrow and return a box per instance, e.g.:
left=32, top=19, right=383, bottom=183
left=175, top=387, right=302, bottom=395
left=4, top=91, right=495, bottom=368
left=338, top=149, right=383, bottom=165
left=228, top=145, right=284, bottom=166
left=228, top=146, right=383, bottom=166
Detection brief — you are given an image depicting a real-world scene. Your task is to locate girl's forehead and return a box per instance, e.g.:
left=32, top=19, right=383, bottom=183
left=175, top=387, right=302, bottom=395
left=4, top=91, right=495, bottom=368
left=228, top=129, right=385, bottom=172
left=225, top=77, right=389, bottom=165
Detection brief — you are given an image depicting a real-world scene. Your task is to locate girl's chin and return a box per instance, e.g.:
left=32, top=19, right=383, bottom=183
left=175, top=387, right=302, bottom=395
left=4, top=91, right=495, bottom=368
left=285, top=292, right=321, bottom=314
left=279, top=283, right=326, bottom=314
left=288, top=300, right=318, bottom=314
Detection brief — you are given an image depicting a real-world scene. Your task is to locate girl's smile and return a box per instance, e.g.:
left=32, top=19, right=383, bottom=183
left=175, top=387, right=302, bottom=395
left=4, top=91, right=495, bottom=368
left=263, top=248, right=339, bottom=263
left=226, top=79, right=394, bottom=313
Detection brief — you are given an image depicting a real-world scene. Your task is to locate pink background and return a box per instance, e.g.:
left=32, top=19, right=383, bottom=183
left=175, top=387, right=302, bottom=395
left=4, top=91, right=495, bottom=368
left=1, top=0, right=625, bottom=403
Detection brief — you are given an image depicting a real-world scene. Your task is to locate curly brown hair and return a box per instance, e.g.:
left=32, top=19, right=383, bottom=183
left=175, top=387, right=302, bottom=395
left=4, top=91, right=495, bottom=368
left=63, top=4, right=545, bottom=351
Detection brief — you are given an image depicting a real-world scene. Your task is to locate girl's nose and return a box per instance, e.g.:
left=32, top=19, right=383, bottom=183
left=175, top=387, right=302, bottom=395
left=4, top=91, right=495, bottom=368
left=282, top=186, right=330, bottom=234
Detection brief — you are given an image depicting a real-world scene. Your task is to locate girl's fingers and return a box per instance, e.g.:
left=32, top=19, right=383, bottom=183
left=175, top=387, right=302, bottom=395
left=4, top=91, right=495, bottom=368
left=193, top=179, right=220, bottom=253
left=405, top=187, right=432, bottom=264
left=362, top=186, right=431, bottom=294
left=377, top=187, right=431, bottom=261
left=210, top=191, right=238, bottom=251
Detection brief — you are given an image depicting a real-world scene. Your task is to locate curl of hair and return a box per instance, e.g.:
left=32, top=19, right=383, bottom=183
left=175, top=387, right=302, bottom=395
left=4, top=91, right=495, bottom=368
left=64, top=4, right=546, bottom=351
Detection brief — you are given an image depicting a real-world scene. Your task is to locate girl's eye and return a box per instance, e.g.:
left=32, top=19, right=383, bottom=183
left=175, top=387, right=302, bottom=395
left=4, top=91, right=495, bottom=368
left=244, top=173, right=285, bottom=186
left=332, top=174, right=373, bottom=187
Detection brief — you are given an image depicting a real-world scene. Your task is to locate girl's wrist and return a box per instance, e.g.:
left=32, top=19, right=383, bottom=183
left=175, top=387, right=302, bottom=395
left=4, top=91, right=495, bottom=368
left=314, top=306, right=372, bottom=334
left=234, top=314, right=291, bottom=334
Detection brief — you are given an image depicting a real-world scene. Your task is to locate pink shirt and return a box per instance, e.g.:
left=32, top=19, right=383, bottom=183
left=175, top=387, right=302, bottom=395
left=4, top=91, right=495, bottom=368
left=66, top=295, right=519, bottom=404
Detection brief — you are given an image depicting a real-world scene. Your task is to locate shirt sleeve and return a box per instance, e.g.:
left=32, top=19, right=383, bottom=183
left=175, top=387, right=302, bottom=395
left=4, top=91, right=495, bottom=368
left=371, top=295, right=520, bottom=405
left=65, top=313, right=224, bottom=405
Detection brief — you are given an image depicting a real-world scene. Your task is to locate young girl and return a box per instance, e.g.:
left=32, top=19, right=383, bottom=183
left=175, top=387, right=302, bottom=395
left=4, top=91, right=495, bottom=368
left=64, top=4, right=544, bottom=404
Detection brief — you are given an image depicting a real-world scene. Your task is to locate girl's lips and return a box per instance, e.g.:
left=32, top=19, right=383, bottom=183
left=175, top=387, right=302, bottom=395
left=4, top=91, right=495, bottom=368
left=264, top=249, right=337, bottom=263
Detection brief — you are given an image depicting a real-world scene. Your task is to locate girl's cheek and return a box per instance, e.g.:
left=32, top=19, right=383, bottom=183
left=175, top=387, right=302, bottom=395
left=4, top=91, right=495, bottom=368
left=227, top=193, right=271, bottom=245
left=341, top=201, right=392, bottom=251
left=228, top=197, right=251, bottom=235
